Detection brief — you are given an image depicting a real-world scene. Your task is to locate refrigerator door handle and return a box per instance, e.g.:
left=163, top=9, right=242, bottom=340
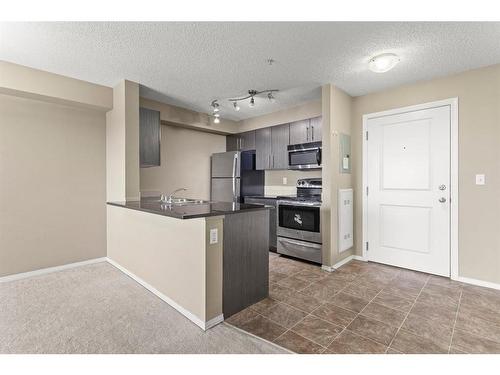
left=232, top=153, right=238, bottom=201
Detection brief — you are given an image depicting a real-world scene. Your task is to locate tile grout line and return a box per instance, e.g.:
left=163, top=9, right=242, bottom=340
left=272, top=257, right=500, bottom=354
left=447, top=287, right=463, bottom=353
left=268, top=262, right=368, bottom=352
left=272, top=257, right=464, bottom=354
left=324, top=268, right=398, bottom=351
left=384, top=273, right=430, bottom=353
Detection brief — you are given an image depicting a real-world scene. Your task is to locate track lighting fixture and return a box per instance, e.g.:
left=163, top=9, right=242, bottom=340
left=210, top=89, right=279, bottom=117
left=228, top=89, right=278, bottom=109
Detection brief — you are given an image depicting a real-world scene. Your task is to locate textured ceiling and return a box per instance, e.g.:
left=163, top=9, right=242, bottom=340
left=1, top=22, right=500, bottom=120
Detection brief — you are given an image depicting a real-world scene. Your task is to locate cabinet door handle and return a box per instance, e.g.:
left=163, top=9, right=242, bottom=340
left=272, top=154, right=275, bottom=168
left=312, top=125, right=314, bottom=141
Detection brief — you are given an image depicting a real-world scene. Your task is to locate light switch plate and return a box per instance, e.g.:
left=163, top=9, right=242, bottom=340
left=282, top=177, right=287, bottom=185
left=209, top=228, right=218, bottom=244
left=475, top=174, right=486, bottom=185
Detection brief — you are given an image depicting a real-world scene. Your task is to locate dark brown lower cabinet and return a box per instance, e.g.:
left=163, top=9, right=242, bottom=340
left=223, top=210, right=269, bottom=318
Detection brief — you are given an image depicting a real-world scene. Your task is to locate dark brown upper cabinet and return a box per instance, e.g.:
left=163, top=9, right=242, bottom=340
left=270, top=123, right=290, bottom=170
left=289, top=116, right=322, bottom=144
left=255, top=124, right=289, bottom=170
left=226, top=130, right=256, bottom=151
left=139, top=107, right=161, bottom=168
left=255, top=127, right=272, bottom=170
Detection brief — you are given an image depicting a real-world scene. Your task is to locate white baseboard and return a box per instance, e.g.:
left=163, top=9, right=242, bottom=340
left=457, top=276, right=500, bottom=291
left=332, top=255, right=354, bottom=269
left=0, top=257, right=107, bottom=283
left=321, top=265, right=335, bottom=272
left=205, top=314, right=225, bottom=329
left=106, top=257, right=221, bottom=331
left=353, top=255, right=368, bottom=262
left=323, top=254, right=368, bottom=272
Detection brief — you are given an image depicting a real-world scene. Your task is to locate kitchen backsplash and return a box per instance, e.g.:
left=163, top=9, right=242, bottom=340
left=264, top=169, right=322, bottom=196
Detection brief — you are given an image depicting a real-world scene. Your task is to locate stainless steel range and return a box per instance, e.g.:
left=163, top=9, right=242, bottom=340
left=276, top=178, right=322, bottom=264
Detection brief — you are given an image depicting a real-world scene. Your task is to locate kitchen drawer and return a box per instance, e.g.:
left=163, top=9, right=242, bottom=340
left=277, top=237, right=322, bottom=264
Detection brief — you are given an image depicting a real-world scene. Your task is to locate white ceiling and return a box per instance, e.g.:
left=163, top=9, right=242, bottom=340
left=1, top=22, right=500, bottom=120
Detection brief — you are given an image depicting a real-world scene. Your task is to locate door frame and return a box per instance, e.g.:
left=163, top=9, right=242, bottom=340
left=362, top=98, right=459, bottom=279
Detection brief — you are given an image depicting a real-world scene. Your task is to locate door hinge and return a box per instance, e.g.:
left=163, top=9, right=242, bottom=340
left=366, top=242, right=369, bottom=251
left=365, top=131, right=369, bottom=141
left=366, top=186, right=369, bottom=195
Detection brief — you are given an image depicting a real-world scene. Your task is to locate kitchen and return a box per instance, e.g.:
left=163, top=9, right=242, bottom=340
left=1, top=21, right=500, bottom=358
left=110, top=89, right=343, bottom=327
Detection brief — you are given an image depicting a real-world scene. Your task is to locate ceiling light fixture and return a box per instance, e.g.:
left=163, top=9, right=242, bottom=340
left=368, top=53, right=400, bottom=73
left=228, top=89, right=278, bottom=109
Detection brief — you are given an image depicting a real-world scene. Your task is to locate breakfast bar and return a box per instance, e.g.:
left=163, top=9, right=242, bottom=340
left=106, top=198, right=270, bottom=330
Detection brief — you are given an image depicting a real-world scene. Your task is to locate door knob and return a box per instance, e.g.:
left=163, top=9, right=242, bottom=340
left=439, top=197, right=447, bottom=203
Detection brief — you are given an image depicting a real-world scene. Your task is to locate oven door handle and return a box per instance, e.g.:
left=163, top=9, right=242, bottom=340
left=278, top=200, right=321, bottom=207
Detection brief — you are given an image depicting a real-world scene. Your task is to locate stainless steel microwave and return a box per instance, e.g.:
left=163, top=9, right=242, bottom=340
left=287, top=141, right=322, bottom=170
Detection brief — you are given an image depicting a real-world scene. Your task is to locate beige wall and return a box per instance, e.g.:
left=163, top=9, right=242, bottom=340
left=330, top=86, right=354, bottom=265
left=140, top=124, right=226, bottom=200
left=0, top=60, right=112, bottom=111
left=321, top=85, right=354, bottom=267
left=0, top=94, right=107, bottom=277
left=140, top=97, right=237, bottom=135
left=352, top=64, right=500, bottom=284
left=107, top=205, right=223, bottom=324
left=106, top=80, right=140, bottom=201
left=239, top=100, right=322, bottom=132
left=265, top=169, right=322, bottom=186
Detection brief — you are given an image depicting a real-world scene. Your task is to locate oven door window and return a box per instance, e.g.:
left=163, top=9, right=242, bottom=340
left=279, top=204, right=320, bottom=233
left=289, top=150, right=319, bottom=167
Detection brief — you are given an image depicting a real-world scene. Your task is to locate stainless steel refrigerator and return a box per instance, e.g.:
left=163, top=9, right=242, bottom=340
left=211, top=150, right=264, bottom=203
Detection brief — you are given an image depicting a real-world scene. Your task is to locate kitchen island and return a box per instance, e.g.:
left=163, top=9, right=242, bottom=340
left=106, top=198, right=270, bottom=330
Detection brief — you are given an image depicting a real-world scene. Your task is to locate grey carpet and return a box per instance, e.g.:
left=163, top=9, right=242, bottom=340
left=0, top=262, right=287, bottom=354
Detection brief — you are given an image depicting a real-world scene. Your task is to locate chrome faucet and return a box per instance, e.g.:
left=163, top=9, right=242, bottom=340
left=161, top=188, right=187, bottom=203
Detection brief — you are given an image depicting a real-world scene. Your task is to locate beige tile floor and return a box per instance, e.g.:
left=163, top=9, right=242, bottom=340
left=226, top=253, right=500, bottom=354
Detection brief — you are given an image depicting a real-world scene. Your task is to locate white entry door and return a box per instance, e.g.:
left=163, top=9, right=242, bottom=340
left=366, top=105, right=451, bottom=276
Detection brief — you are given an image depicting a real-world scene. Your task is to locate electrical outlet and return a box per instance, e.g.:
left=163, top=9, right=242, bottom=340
left=476, top=174, right=486, bottom=185
left=209, top=228, right=218, bottom=244
left=282, top=177, right=287, bottom=185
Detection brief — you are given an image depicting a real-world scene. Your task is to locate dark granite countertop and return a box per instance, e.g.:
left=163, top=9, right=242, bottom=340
left=107, top=199, right=272, bottom=219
